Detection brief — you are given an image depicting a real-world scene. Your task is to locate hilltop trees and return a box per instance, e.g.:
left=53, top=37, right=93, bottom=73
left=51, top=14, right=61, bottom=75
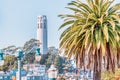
left=0, top=39, right=39, bottom=71
left=22, top=39, right=39, bottom=64
left=0, top=56, right=17, bottom=72
left=0, top=45, right=19, bottom=71
left=59, top=0, right=120, bottom=80
left=0, top=39, right=66, bottom=74
left=46, top=54, right=65, bottom=73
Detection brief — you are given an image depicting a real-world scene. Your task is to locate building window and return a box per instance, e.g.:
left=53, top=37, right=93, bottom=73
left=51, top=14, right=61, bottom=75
left=44, top=22, right=46, bottom=29
left=38, top=24, right=39, bottom=29
left=40, top=23, right=42, bottom=28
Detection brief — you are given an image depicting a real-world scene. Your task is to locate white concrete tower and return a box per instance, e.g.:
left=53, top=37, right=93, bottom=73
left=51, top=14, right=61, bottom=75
left=37, top=15, right=48, bottom=54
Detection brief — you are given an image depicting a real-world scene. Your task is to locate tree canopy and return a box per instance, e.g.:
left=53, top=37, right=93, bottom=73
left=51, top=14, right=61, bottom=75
left=59, top=0, right=120, bottom=80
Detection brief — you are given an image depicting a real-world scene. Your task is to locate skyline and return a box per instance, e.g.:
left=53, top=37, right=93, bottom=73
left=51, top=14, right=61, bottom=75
left=0, top=0, right=119, bottom=49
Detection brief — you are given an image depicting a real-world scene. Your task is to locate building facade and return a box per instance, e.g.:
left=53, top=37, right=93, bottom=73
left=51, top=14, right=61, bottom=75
left=37, top=15, right=48, bottom=54
left=22, top=64, right=47, bottom=80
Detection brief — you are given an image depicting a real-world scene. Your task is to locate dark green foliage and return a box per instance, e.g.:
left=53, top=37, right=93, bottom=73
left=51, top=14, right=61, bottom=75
left=35, top=53, right=66, bottom=73
left=46, top=54, right=56, bottom=67
left=54, top=55, right=65, bottom=73
left=0, top=56, right=17, bottom=72
left=39, top=53, right=50, bottom=65
left=0, top=38, right=66, bottom=74
left=23, top=38, right=39, bottom=52
left=45, top=54, right=65, bottom=73
left=0, top=38, right=39, bottom=71
left=24, top=52, right=35, bottom=64
left=22, top=38, right=39, bottom=64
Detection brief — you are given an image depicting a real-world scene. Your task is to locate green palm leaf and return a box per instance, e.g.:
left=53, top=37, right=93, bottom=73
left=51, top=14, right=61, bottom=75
left=59, top=0, right=120, bottom=80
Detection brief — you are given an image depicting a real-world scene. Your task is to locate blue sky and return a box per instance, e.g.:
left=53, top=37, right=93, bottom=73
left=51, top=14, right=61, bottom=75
left=0, top=0, right=119, bottom=48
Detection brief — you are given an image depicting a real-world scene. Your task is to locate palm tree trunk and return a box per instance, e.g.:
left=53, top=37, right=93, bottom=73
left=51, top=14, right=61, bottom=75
left=76, top=53, right=80, bottom=68
left=93, top=49, right=102, bottom=80
left=117, top=48, right=120, bottom=68
left=106, top=43, right=115, bottom=73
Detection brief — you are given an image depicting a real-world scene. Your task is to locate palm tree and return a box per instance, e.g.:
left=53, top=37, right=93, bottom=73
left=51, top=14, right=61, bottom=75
left=59, top=0, right=120, bottom=80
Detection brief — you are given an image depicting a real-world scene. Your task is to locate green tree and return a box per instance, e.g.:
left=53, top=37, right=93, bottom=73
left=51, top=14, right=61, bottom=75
left=23, top=39, right=39, bottom=64
left=39, top=53, right=50, bottom=65
left=0, top=56, right=17, bottom=72
left=54, top=55, right=65, bottom=73
left=0, top=45, right=22, bottom=71
left=24, top=52, right=35, bottom=64
left=2, top=45, right=22, bottom=55
left=59, top=0, right=120, bottom=80
left=46, top=54, right=56, bottom=68
left=23, top=38, right=39, bottom=53
left=46, top=54, right=65, bottom=73
left=0, top=39, right=39, bottom=71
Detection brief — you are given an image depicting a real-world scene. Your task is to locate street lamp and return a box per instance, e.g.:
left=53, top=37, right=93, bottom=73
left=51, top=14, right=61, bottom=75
left=0, top=47, right=41, bottom=80
left=16, top=47, right=41, bottom=80
left=35, top=48, right=41, bottom=62
left=15, top=49, right=23, bottom=80
left=0, top=50, right=4, bottom=66
left=0, top=49, right=23, bottom=80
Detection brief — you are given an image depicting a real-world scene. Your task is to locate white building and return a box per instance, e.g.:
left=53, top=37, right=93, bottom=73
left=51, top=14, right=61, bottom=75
left=22, top=64, right=47, bottom=80
left=23, top=64, right=46, bottom=74
left=0, top=73, right=11, bottom=80
left=37, top=15, right=48, bottom=54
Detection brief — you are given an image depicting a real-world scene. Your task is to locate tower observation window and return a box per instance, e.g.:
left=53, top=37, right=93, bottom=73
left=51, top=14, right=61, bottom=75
left=40, top=23, right=42, bottom=28
left=38, top=24, right=39, bottom=29
left=44, top=22, right=46, bottom=29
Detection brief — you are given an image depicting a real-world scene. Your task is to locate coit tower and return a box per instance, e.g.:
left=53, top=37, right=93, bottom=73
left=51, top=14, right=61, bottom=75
left=37, top=15, right=48, bottom=54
